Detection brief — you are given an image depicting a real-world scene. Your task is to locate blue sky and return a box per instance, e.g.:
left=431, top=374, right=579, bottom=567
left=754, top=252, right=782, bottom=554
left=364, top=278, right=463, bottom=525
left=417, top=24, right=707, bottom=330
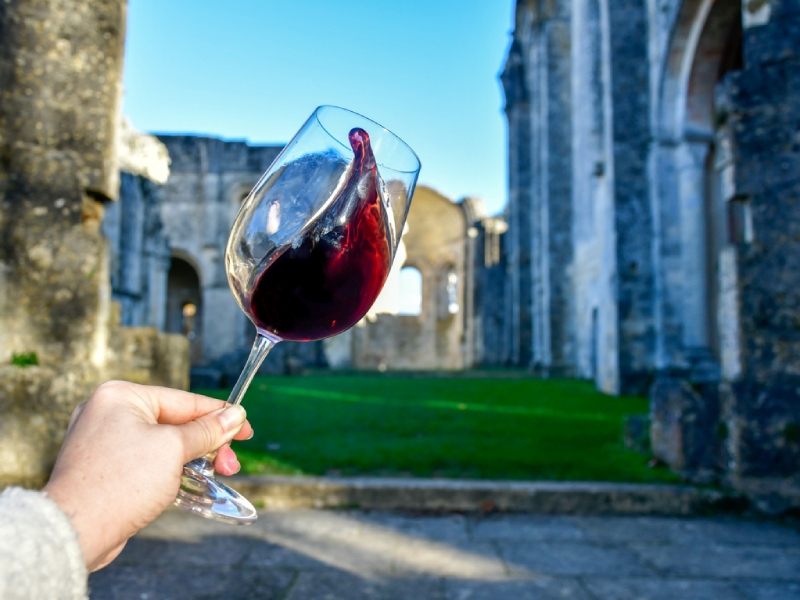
left=122, top=1, right=515, bottom=216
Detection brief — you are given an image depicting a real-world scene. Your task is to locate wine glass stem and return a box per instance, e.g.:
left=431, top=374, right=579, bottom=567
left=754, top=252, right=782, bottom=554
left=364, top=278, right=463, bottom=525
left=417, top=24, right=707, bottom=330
left=227, top=332, right=279, bottom=407
left=198, top=332, right=278, bottom=467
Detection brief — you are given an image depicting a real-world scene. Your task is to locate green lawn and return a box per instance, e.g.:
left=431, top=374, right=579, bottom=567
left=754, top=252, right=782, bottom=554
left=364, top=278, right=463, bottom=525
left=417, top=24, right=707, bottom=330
left=196, top=373, right=679, bottom=483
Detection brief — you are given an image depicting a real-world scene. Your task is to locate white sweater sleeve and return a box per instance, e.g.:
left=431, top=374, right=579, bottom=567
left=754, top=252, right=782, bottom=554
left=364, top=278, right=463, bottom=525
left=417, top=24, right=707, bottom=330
left=0, top=487, right=88, bottom=600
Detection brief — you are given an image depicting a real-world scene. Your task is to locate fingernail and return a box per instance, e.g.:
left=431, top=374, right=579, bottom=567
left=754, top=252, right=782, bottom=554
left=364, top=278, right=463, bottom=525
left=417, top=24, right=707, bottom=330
left=218, top=405, right=247, bottom=431
left=246, top=430, right=254, bottom=440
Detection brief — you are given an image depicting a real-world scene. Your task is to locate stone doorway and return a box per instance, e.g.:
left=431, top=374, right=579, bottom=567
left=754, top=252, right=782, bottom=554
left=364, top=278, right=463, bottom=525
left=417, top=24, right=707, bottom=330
left=166, top=257, right=203, bottom=365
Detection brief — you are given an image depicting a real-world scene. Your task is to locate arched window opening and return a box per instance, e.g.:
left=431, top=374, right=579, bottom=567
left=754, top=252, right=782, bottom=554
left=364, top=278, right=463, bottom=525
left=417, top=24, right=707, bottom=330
left=447, top=270, right=459, bottom=315
left=397, top=266, right=422, bottom=316
left=437, top=267, right=459, bottom=319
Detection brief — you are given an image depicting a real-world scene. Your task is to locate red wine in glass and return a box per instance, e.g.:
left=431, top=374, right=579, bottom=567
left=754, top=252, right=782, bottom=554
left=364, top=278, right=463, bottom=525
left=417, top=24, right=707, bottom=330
left=248, top=128, right=393, bottom=341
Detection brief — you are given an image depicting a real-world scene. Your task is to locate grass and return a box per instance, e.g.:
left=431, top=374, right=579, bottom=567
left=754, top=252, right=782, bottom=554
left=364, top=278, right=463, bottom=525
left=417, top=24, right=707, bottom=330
left=196, top=372, right=679, bottom=484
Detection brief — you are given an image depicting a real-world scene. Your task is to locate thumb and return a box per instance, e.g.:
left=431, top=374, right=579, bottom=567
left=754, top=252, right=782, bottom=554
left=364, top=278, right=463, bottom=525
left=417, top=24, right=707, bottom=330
left=177, top=405, right=247, bottom=462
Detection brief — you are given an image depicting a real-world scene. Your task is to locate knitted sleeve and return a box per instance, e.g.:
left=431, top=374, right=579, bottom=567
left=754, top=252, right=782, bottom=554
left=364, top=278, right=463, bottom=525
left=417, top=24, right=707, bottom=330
left=0, top=487, right=88, bottom=600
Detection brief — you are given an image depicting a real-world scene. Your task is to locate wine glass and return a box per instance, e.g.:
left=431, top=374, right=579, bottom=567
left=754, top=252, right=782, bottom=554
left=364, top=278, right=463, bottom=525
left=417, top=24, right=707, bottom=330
left=174, top=105, right=421, bottom=524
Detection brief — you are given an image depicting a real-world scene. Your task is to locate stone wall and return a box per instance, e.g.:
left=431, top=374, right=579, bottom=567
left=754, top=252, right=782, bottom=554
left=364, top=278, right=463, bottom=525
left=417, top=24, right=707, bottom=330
left=0, top=0, right=188, bottom=488
left=719, top=0, right=800, bottom=491
left=349, top=186, right=472, bottom=371
left=154, top=135, right=326, bottom=383
left=0, top=0, right=127, bottom=487
left=504, top=0, right=799, bottom=492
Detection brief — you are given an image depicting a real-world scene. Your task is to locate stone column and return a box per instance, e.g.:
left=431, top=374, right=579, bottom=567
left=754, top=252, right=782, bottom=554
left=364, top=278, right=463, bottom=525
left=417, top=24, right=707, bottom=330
left=678, top=140, right=712, bottom=349
left=0, top=0, right=127, bottom=487
left=608, top=0, right=656, bottom=395
left=501, top=38, right=532, bottom=368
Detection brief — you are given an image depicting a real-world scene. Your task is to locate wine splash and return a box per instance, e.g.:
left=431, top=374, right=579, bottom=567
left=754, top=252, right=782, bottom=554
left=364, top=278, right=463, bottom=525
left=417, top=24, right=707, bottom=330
left=248, top=128, right=393, bottom=341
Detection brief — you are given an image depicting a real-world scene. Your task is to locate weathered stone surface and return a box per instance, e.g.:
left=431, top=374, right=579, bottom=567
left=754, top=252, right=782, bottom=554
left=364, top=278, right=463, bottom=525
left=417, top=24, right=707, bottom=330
left=0, top=0, right=127, bottom=488
left=445, top=579, right=592, bottom=600
left=350, top=186, right=472, bottom=371
left=108, top=326, right=189, bottom=390
left=228, top=475, right=736, bottom=515
left=0, top=0, right=189, bottom=488
left=503, top=0, right=799, bottom=493
left=716, top=1, right=800, bottom=488
left=154, top=134, right=287, bottom=373
left=649, top=374, right=721, bottom=478
left=90, top=564, right=295, bottom=600
left=103, top=171, right=171, bottom=330
left=584, top=578, right=743, bottom=600
left=0, top=365, right=95, bottom=488
left=631, top=543, right=800, bottom=580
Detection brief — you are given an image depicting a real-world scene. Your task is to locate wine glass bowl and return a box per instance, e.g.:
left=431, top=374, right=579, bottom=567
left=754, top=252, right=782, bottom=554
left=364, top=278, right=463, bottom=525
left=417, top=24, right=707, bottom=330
left=227, top=106, right=419, bottom=341
left=175, top=106, right=420, bottom=524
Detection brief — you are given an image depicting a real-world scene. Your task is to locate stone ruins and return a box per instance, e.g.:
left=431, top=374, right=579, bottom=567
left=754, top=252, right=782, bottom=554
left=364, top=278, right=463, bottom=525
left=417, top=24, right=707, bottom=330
left=501, top=0, right=799, bottom=501
left=0, top=0, right=187, bottom=488
left=0, top=0, right=797, bottom=503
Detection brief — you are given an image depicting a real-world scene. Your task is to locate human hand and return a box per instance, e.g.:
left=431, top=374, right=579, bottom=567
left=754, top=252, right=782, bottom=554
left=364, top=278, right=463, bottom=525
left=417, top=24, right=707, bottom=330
left=43, top=381, right=254, bottom=572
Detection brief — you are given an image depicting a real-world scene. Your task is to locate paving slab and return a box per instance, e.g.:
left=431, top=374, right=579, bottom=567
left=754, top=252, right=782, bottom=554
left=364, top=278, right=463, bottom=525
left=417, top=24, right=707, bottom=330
left=630, top=543, right=800, bottom=580
left=285, top=569, right=442, bottom=600
left=89, top=564, right=295, bottom=600
left=470, top=514, right=587, bottom=542
left=583, top=578, right=747, bottom=600
left=90, top=507, right=800, bottom=600
left=735, top=581, right=800, bottom=600
left=497, top=541, right=656, bottom=577
left=444, top=577, right=592, bottom=600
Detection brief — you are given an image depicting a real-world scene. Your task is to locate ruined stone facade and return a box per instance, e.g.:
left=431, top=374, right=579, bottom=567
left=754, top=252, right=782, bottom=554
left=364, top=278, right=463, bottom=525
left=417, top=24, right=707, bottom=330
left=503, top=0, right=800, bottom=491
left=123, top=138, right=491, bottom=378
left=345, top=187, right=479, bottom=371
left=120, top=135, right=330, bottom=384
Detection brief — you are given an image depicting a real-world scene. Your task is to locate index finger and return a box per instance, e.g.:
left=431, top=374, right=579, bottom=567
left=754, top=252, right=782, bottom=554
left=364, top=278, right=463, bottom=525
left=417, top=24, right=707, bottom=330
left=140, top=385, right=231, bottom=425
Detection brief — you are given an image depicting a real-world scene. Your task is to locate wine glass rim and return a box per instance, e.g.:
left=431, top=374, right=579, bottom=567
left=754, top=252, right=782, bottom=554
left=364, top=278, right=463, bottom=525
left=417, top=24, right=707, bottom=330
left=313, top=105, right=421, bottom=175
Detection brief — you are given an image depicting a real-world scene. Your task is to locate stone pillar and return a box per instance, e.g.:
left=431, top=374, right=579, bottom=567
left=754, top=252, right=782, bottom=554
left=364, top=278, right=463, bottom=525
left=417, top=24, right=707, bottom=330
left=678, top=141, right=712, bottom=349
left=542, top=8, right=574, bottom=377
left=608, top=0, right=656, bottom=395
left=502, top=0, right=574, bottom=374
left=0, top=0, right=127, bottom=487
left=501, top=39, right=533, bottom=367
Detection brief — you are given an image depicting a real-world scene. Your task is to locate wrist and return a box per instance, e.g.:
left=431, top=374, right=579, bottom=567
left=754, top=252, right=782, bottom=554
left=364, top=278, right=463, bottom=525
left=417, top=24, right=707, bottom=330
left=44, top=478, right=106, bottom=571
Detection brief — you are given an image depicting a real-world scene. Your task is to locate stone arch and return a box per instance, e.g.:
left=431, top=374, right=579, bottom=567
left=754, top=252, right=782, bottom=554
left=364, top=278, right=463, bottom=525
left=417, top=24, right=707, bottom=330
left=166, top=255, right=203, bottom=365
left=229, top=181, right=256, bottom=206
left=656, top=0, right=742, bottom=362
left=660, top=0, right=742, bottom=138
left=167, top=248, right=204, bottom=287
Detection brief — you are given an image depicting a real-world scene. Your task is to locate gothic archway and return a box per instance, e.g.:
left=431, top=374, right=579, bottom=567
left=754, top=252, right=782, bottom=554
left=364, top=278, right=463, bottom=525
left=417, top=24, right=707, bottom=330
left=166, top=256, right=203, bottom=365
left=656, top=0, right=742, bottom=364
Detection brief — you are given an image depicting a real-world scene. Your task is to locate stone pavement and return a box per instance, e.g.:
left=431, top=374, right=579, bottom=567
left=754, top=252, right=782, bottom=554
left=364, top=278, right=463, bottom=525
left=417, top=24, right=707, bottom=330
left=89, top=508, right=800, bottom=600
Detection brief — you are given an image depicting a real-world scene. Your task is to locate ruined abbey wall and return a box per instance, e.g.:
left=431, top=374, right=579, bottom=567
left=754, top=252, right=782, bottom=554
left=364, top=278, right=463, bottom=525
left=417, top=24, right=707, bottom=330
left=349, top=186, right=475, bottom=371
left=503, top=0, right=800, bottom=492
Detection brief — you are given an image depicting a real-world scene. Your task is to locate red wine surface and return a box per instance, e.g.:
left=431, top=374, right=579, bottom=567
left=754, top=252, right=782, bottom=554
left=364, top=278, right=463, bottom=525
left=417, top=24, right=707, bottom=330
left=248, top=128, right=392, bottom=341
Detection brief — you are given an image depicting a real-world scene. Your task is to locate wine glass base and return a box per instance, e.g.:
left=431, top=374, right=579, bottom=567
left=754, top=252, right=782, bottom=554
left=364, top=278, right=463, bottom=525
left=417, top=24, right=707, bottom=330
left=174, top=462, right=257, bottom=525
